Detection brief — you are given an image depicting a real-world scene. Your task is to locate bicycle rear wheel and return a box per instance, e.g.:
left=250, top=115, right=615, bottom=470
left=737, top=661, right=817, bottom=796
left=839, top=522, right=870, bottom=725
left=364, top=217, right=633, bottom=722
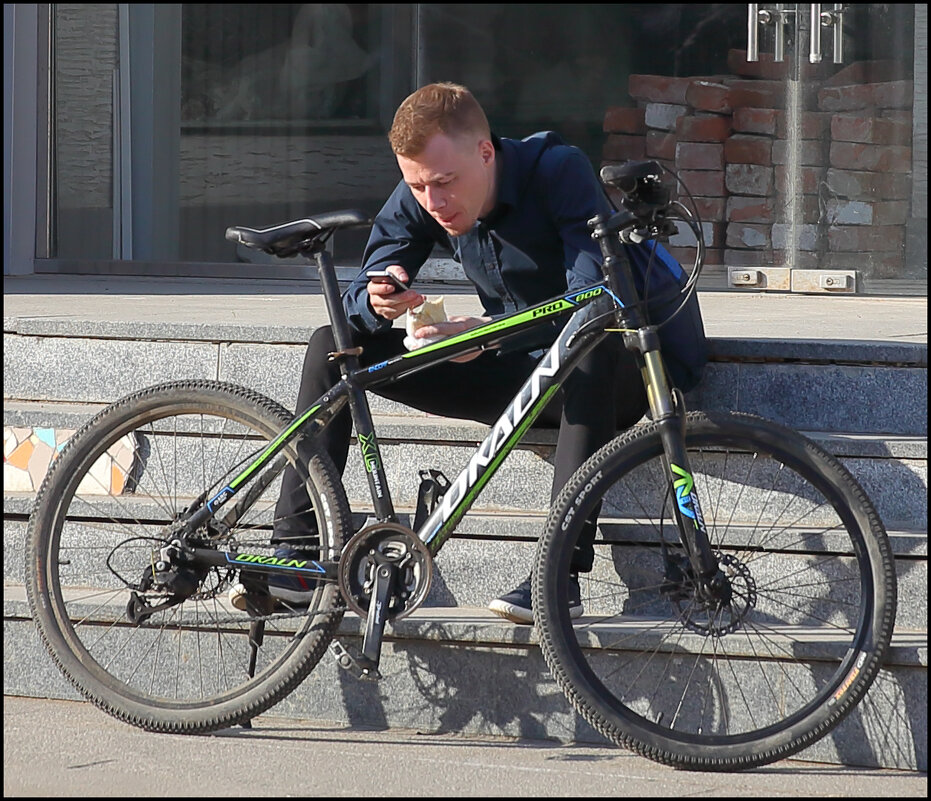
left=533, top=411, right=896, bottom=771
left=25, top=380, right=351, bottom=733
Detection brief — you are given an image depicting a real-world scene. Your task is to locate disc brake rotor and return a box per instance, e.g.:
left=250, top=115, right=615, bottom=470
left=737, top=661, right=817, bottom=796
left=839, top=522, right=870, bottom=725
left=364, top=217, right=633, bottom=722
left=676, top=553, right=758, bottom=637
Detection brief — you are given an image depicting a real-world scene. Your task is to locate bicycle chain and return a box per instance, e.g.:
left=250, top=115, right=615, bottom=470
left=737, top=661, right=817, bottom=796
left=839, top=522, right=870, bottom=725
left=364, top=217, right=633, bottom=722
left=133, top=595, right=345, bottom=628
left=132, top=534, right=345, bottom=627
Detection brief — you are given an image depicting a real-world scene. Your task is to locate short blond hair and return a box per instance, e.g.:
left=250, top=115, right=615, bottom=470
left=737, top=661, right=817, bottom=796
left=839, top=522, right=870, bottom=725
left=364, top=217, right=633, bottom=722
left=388, top=82, right=491, bottom=157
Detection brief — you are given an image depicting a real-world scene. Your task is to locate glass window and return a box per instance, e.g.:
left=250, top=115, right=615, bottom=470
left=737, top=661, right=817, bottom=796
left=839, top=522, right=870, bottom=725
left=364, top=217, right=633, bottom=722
left=180, top=4, right=383, bottom=129
left=418, top=3, right=924, bottom=295
left=43, top=4, right=925, bottom=295
left=417, top=4, right=635, bottom=166
left=49, top=4, right=411, bottom=265
left=179, top=4, right=411, bottom=262
left=52, top=4, right=119, bottom=260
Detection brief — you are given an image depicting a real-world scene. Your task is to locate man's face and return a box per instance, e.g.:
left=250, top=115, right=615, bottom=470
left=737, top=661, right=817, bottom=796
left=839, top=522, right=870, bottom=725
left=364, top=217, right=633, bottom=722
left=396, top=132, right=496, bottom=236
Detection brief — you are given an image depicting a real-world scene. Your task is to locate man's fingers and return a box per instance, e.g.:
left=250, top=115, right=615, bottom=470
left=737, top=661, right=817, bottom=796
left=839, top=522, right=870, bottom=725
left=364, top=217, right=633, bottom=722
left=370, top=288, right=425, bottom=320
left=389, top=266, right=410, bottom=285
left=415, top=316, right=488, bottom=338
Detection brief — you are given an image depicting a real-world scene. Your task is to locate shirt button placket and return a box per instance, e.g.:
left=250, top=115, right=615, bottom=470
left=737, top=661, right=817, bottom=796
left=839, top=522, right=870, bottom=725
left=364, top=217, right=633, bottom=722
left=481, top=224, right=517, bottom=313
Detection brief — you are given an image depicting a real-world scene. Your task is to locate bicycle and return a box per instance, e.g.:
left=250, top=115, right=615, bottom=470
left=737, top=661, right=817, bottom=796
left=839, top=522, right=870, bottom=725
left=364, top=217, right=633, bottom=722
left=25, top=160, right=896, bottom=771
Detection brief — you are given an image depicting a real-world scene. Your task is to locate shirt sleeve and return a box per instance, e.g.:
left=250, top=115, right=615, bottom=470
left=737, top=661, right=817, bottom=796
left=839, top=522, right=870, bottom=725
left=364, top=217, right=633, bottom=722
left=341, top=181, right=446, bottom=336
left=542, top=148, right=617, bottom=292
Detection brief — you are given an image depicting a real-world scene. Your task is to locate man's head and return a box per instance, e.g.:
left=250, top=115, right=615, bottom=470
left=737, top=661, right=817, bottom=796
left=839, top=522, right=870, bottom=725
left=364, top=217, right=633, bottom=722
left=388, top=83, right=496, bottom=236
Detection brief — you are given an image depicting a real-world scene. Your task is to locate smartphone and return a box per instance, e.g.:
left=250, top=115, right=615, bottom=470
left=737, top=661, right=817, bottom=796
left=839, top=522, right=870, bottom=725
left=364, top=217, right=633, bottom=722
left=365, top=270, right=409, bottom=292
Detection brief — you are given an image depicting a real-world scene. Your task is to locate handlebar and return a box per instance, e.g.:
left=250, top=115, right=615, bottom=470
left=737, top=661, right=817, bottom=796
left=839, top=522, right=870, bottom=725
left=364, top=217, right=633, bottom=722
left=599, top=160, right=688, bottom=243
left=591, top=159, right=705, bottom=330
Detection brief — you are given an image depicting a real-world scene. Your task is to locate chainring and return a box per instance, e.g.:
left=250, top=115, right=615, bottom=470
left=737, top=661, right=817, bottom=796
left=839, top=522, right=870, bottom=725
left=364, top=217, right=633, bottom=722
left=337, top=522, right=433, bottom=621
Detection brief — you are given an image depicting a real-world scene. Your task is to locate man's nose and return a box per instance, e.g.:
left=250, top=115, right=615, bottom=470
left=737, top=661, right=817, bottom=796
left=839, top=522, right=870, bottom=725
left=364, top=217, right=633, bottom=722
left=424, top=185, right=446, bottom=211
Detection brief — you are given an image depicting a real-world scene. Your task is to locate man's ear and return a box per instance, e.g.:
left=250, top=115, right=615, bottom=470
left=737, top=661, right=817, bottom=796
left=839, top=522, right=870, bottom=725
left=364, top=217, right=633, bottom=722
left=479, top=138, right=495, bottom=166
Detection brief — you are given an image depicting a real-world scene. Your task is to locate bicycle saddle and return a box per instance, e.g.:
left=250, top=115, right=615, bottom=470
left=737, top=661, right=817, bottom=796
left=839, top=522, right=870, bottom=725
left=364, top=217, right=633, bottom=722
left=226, top=209, right=372, bottom=257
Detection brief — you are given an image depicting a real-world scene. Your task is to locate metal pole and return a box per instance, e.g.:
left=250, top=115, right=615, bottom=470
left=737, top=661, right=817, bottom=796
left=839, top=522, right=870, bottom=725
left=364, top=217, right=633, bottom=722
left=747, top=4, right=760, bottom=62
left=810, top=4, right=823, bottom=63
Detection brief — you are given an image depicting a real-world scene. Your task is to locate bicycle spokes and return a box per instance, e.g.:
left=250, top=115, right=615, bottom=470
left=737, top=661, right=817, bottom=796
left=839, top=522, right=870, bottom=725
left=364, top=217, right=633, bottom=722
left=535, top=411, right=895, bottom=770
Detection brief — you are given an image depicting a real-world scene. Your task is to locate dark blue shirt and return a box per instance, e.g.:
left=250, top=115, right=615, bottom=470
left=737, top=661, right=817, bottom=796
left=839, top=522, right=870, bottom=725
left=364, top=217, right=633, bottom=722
left=342, top=131, right=611, bottom=346
left=340, top=130, right=708, bottom=387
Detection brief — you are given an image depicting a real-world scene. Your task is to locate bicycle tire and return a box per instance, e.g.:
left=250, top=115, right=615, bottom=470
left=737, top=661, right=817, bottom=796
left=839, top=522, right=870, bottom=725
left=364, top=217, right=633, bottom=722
left=25, top=380, right=352, bottom=733
left=533, top=411, right=896, bottom=771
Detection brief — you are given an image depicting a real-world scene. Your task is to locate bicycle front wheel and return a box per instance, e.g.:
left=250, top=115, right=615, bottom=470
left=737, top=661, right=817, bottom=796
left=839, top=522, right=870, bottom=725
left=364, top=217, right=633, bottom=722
left=25, top=380, right=351, bottom=733
left=534, top=411, right=896, bottom=771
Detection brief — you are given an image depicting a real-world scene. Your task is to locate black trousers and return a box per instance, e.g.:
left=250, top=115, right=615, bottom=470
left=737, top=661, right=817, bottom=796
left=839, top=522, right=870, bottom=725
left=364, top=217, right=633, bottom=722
left=273, top=325, right=648, bottom=573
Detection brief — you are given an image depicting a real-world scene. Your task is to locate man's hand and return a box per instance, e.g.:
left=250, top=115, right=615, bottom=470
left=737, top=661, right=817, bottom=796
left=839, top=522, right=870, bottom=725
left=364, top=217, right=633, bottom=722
left=413, top=315, right=493, bottom=363
left=367, top=266, right=425, bottom=321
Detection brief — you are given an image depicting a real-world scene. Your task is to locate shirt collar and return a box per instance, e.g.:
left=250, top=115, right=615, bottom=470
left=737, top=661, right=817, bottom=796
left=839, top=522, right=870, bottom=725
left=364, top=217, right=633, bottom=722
left=479, top=134, right=519, bottom=225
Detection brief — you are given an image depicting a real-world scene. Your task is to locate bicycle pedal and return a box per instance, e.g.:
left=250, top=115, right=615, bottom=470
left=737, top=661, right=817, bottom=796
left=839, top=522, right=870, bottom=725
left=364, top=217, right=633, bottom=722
left=328, top=639, right=382, bottom=682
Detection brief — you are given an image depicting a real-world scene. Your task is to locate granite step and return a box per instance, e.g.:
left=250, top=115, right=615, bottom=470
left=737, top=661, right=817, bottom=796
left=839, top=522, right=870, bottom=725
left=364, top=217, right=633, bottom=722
left=4, top=318, right=927, bottom=437
left=5, top=400, right=927, bottom=530
left=4, top=279, right=927, bottom=772
left=3, top=584, right=926, bottom=772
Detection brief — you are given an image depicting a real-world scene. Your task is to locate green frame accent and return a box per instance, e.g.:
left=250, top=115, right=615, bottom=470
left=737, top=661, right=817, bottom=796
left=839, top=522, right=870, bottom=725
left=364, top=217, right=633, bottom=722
left=432, top=382, right=561, bottom=544
left=228, top=403, right=321, bottom=490
left=400, top=298, right=578, bottom=359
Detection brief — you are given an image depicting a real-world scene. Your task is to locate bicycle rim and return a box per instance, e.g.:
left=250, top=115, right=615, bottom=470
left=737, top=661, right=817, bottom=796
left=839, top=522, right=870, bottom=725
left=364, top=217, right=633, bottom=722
left=26, top=380, right=350, bottom=732
left=534, top=411, right=896, bottom=770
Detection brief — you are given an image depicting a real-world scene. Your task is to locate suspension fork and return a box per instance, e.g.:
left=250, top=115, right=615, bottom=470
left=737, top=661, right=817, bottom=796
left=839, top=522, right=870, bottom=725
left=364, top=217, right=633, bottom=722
left=589, top=210, right=719, bottom=585
left=629, top=327, right=719, bottom=581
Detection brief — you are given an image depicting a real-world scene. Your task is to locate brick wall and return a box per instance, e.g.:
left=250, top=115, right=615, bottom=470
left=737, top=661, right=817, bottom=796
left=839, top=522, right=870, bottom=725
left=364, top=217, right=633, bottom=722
left=602, top=50, right=914, bottom=278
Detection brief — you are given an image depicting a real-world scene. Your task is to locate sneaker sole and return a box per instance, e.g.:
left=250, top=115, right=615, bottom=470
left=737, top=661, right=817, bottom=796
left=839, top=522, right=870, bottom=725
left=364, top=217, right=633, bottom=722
left=228, top=584, right=275, bottom=615
left=487, top=600, right=584, bottom=624
left=488, top=600, right=534, bottom=624
left=266, top=585, right=317, bottom=605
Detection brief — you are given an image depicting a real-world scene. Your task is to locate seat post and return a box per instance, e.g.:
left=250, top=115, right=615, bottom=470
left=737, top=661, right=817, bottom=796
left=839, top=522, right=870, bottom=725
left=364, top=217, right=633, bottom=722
left=313, top=246, right=356, bottom=354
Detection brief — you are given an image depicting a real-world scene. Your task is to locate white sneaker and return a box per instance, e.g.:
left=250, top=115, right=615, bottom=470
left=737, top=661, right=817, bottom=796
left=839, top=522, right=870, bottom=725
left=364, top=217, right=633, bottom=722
left=227, top=582, right=274, bottom=615
left=488, top=574, right=583, bottom=624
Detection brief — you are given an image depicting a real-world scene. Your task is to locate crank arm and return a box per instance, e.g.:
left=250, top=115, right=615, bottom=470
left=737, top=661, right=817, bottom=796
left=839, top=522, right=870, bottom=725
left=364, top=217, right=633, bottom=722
left=328, top=559, right=398, bottom=681
left=360, top=561, right=397, bottom=673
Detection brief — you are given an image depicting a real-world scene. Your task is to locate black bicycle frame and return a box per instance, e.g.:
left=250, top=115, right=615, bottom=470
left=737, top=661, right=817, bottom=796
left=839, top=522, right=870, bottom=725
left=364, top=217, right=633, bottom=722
left=185, top=280, right=618, bottom=566
left=185, top=221, right=717, bottom=587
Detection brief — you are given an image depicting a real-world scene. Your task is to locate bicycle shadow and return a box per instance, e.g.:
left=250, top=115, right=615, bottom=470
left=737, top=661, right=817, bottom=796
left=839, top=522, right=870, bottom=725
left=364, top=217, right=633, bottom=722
left=329, top=617, right=611, bottom=746
left=327, top=411, right=926, bottom=768
left=301, top=538, right=924, bottom=770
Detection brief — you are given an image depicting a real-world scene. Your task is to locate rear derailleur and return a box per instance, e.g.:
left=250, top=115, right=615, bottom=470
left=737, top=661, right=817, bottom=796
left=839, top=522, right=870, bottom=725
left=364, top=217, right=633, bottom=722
left=125, top=540, right=207, bottom=624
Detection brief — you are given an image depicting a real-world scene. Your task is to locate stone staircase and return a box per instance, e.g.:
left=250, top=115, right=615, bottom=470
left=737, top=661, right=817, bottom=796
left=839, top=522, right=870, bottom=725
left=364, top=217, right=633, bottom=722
left=3, top=288, right=926, bottom=771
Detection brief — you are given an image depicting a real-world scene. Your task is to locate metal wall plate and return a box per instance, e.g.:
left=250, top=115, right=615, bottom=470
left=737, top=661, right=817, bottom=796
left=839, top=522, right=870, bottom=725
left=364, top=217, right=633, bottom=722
left=791, top=269, right=858, bottom=293
left=727, top=268, right=859, bottom=293
left=727, top=267, right=791, bottom=290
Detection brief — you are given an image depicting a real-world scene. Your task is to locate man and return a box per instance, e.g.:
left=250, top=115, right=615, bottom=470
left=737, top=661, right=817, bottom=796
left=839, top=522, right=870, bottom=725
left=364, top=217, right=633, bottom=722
left=232, top=82, right=707, bottom=622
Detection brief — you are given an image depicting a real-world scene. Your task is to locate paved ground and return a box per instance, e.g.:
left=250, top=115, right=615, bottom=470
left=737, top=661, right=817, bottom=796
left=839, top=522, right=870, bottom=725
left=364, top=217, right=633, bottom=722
left=3, top=274, right=927, bottom=344
left=3, top=696, right=927, bottom=797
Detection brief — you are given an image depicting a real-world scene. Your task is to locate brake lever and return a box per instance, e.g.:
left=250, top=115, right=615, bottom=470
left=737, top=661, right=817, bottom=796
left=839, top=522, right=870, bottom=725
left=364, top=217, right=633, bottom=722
left=620, top=217, right=679, bottom=245
left=620, top=226, right=652, bottom=244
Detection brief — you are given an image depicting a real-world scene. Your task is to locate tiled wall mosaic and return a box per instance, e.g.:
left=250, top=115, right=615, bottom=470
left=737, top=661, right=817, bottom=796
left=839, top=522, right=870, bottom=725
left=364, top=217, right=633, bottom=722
left=4, top=427, right=136, bottom=495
